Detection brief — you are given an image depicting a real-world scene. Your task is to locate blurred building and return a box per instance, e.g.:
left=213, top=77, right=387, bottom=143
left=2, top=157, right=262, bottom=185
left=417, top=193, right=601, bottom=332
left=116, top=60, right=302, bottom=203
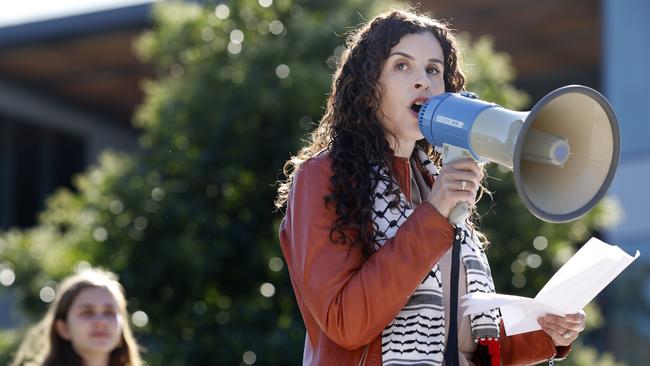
left=0, top=2, right=154, bottom=230
left=420, top=0, right=649, bottom=364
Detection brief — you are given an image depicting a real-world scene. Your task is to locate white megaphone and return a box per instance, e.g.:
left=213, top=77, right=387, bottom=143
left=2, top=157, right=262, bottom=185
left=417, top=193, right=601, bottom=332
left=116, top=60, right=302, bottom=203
left=418, top=85, right=620, bottom=225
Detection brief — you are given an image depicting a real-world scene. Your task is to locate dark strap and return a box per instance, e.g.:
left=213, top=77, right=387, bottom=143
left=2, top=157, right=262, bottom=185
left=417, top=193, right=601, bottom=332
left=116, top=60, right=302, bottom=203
left=444, top=227, right=462, bottom=366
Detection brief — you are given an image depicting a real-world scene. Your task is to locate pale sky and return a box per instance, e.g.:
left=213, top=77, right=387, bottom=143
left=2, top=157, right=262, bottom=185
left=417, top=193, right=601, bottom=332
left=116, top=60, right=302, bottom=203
left=0, top=0, right=161, bottom=28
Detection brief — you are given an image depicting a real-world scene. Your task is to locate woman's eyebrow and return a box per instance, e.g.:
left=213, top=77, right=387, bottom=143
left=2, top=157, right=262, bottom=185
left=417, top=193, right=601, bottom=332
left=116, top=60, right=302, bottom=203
left=388, top=51, right=443, bottom=65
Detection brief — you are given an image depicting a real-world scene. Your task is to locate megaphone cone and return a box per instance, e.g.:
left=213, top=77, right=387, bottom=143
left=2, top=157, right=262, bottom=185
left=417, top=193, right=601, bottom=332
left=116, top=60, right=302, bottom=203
left=418, top=85, right=620, bottom=223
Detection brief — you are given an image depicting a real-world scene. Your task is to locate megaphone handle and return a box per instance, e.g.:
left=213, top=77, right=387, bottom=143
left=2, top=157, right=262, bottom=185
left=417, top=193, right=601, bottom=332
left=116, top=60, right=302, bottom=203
left=448, top=202, right=470, bottom=226
left=441, top=144, right=472, bottom=226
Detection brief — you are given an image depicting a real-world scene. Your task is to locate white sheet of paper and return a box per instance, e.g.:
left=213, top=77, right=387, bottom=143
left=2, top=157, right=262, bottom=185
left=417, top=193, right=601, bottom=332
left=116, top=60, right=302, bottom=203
left=461, top=237, right=639, bottom=336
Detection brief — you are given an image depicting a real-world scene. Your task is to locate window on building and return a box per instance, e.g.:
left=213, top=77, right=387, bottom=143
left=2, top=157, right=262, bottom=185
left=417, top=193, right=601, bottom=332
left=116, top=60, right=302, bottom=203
left=1, top=117, right=85, bottom=229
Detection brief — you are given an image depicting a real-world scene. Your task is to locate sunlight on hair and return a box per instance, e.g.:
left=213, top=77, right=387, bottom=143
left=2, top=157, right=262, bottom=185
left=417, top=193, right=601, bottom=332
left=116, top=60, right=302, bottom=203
left=298, top=115, right=313, bottom=131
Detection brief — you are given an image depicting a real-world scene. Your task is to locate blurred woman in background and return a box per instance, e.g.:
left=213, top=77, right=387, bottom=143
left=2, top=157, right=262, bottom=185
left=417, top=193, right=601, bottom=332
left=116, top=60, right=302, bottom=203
left=11, top=268, right=142, bottom=366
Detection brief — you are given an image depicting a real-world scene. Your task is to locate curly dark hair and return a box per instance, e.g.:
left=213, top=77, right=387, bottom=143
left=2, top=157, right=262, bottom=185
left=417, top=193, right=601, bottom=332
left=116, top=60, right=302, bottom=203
left=277, top=10, right=468, bottom=258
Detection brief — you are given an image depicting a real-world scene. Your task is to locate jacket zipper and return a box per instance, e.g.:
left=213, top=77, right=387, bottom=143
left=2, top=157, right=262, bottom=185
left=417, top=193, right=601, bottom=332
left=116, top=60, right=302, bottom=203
left=358, top=345, right=369, bottom=366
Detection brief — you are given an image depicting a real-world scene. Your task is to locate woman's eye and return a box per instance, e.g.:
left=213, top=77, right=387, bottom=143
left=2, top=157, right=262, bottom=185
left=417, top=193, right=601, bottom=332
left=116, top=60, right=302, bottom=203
left=80, top=310, right=94, bottom=317
left=427, top=66, right=441, bottom=75
left=394, top=62, right=408, bottom=71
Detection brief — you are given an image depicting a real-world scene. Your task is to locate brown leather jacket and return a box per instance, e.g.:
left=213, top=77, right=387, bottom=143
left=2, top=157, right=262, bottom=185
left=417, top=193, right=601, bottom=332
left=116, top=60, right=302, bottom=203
left=279, top=154, right=570, bottom=365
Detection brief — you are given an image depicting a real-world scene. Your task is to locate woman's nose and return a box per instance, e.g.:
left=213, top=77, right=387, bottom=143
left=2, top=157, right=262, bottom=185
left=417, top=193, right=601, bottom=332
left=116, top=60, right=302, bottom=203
left=414, top=71, right=431, bottom=90
left=91, top=314, right=112, bottom=326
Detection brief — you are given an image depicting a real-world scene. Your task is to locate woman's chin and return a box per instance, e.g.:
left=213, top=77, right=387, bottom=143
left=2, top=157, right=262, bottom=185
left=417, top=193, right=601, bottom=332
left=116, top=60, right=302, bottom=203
left=411, top=131, right=425, bottom=142
left=80, top=338, right=120, bottom=353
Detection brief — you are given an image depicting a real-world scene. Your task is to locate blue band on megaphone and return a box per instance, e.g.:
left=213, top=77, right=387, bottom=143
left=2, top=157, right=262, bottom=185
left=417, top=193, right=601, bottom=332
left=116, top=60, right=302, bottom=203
left=418, top=92, right=497, bottom=160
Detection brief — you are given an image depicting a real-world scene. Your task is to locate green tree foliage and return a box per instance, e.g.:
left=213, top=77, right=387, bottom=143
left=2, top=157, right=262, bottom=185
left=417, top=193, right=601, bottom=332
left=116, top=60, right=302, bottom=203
left=0, top=1, right=625, bottom=365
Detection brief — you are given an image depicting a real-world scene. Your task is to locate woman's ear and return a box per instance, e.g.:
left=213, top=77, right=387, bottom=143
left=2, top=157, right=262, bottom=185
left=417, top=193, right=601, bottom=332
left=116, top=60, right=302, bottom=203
left=55, top=319, right=71, bottom=340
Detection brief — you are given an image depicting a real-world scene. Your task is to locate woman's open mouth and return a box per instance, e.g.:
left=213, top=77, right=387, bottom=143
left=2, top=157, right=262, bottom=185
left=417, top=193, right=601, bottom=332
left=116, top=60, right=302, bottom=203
left=410, top=101, right=423, bottom=113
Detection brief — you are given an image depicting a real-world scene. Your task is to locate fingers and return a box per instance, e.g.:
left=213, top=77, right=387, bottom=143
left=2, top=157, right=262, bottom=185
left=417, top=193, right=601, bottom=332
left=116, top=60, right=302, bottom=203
left=445, top=158, right=484, bottom=178
left=427, top=158, right=484, bottom=217
left=538, top=317, right=568, bottom=334
left=543, top=313, right=585, bottom=332
left=438, top=160, right=483, bottom=198
left=538, top=317, right=570, bottom=346
left=440, top=171, right=480, bottom=186
left=565, top=311, right=586, bottom=324
left=442, top=159, right=484, bottom=180
left=537, top=312, right=586, bottom=347
left=445, top=158, right=485, bottom=181
left=434, top=176, right=479, bottom=203
left=439, top=161, right=483, bottom=188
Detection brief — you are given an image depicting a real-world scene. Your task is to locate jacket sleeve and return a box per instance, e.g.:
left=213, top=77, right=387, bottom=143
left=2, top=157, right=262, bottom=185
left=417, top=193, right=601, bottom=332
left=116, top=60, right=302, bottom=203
left=500, top=320, right=572, bottom=365
left=280, top=157, right=454, bottom=350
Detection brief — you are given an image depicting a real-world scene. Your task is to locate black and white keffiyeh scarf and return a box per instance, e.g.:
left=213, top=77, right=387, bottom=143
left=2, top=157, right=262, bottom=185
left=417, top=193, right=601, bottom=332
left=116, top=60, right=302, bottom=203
left=372, top=149, right=501, bottom=366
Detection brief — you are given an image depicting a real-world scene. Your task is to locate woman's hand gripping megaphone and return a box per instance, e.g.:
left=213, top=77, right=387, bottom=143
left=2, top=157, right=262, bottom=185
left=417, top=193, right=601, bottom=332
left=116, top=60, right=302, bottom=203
left=426, top=145, right=484, bottom=225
